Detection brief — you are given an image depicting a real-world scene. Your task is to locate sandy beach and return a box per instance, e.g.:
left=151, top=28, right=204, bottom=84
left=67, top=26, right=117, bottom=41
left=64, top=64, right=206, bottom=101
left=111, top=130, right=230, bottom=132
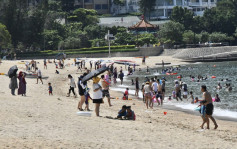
left=0, top=56, right=237, bottom=149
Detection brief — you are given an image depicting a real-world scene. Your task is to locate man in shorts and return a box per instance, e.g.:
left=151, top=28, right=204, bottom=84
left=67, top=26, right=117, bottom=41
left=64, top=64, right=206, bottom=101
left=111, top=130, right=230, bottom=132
left=101, top=75, right=112, bottom=107
left=201, top=85, right=218, bottom=129
left=36, top=67, right=43, bottom=84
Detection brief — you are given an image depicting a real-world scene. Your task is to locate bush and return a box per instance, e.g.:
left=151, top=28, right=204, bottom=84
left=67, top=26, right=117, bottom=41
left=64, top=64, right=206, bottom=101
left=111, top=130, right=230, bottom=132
left=209, top=32, right=234, bottom=43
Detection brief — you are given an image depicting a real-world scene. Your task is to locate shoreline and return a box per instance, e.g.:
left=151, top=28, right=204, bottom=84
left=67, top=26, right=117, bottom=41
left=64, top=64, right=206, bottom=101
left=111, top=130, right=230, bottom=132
left=110, top=88, right=237, bottom=123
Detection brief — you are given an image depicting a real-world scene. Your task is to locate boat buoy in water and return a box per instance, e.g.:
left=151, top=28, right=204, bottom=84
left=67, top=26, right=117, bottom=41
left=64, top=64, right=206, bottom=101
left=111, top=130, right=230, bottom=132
left=211, top=76, right=216, bottom=78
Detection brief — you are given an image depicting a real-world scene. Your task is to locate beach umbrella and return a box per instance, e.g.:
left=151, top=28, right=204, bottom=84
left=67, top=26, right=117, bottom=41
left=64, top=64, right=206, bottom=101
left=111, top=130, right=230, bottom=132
left=8, top=65, right=18, bottom=78
left=81, top=66, right=109, bottom=83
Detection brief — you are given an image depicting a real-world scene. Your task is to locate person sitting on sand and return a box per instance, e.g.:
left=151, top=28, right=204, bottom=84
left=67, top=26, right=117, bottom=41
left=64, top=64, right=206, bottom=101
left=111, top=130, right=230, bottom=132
left=55, top=70, right=59, bottom=74
left=117, top=105, right=127, bottom=119
left=125, top=106, right=136, bottom=120
left=123, top=88, right=129, bottom=100
left=214, top=94, right=221, bottom=102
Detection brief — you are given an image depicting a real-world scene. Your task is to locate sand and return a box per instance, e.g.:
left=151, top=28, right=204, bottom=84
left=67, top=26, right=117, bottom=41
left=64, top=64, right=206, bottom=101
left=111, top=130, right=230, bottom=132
left=0, top=56, right=237, bottom=149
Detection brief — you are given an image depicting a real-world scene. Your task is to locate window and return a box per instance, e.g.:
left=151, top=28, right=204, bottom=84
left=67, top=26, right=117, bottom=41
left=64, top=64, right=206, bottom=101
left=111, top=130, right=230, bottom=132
left=102, top=4, right=108, bottom=9
left=95, top=4, right=101, bottom=9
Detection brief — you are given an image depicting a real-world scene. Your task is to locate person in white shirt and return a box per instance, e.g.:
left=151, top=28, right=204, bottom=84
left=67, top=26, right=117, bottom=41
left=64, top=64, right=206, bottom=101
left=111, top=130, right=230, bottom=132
left=152, top=80, right=158, bottom=94
left=92, top=76, right=103, bottom=116
left=67, top=74, right=76, bottom=98
left=36, top=67, right=43, bottom=84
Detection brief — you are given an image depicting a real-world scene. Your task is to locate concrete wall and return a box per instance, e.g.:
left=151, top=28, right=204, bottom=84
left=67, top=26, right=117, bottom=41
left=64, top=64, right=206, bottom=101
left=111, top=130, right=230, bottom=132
left=24, top=47, right=163, bottom=59
left=66, top=47, right=164, bottom=58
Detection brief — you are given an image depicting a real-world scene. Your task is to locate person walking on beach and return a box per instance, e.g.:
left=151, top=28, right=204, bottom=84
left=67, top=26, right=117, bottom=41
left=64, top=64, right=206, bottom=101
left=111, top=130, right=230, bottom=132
left=67, top=74, right=76, bottom=98
left=36, top=67, right=43, bottom=84
left=135, top=77, right=139, bottom=97
left=44, top=59, right=47, bottom=69
left=201, top=85, right=218, bottom=129
left=18, top=71, right=26, bottom=96
left=92, top=76, right=103, bottom=116
left=101, top=75, right=112, bottom=107
left=119, top=71, right=124, bottom=85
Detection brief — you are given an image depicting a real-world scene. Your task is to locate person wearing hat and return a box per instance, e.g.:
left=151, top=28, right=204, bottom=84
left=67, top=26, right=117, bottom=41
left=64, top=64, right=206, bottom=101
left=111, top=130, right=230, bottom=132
left=92, top=76, right=103, bottom=116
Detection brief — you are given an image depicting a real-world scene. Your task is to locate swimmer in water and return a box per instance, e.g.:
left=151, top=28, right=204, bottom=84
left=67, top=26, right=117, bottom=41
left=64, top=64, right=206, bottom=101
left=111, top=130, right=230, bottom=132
left=216, top=83, right=222, bottom=90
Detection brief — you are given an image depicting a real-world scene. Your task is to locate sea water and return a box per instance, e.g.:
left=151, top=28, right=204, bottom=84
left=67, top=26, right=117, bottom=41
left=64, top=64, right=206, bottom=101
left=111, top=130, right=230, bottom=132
left=110, top=61, right=237, bottom=119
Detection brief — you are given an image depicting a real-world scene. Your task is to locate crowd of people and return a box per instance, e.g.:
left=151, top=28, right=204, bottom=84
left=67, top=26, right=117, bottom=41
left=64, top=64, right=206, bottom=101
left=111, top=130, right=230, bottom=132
left=8, top=57, right=228, bottom=127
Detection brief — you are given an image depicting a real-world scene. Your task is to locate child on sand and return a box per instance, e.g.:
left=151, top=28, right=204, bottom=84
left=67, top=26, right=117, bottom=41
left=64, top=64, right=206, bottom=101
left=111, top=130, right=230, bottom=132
left=48, top=83, right=53, bottom=95
left=123, top=88, right=129, bottom=100
left=198, top=100, right=207, bottom=129
left=85, top=88, right=92, bottom=111
left=172, top=91, right=176, bottom=99
left=125, top=106, right=136, bottom=120
left=190, top=91, right=194, bottom=104
left=117, top=105, right=127, bottom=119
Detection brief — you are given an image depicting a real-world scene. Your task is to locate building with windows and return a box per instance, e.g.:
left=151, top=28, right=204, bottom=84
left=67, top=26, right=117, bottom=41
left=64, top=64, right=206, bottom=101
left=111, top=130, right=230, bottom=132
left=74, top=0, right=110, bottom=14
left=111, top=0, right=218, bottom=18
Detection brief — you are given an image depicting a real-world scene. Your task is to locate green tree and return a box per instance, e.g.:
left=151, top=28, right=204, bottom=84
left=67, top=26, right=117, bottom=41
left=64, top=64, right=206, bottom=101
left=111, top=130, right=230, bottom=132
left=158, top=21, right=185, bottom=44
left=209, top=32, right=234, bottom=43
left=42, top=30, right=62, bottom=50
left=115, top=32, right=135, bottom=45
left=170, top=6, right=194, bottom=30
left=138, top=0, right=156, bottom=20
left=0, top=23, right=12, bottom=49
left=199, top=31, right=209, bottom=43
left=182, top=30, right=199, bottom=44
left=68, top=8, right=98, bottom=27
left=137, top=33, right=157, bottom=46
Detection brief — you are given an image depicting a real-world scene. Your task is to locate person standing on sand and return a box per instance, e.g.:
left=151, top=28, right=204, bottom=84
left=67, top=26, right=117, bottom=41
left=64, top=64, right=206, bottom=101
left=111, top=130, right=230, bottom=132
left=18, top=71, right=26, bottom=96
left=119, top=71, right=124, bottom=85
left=92, top=76, right=103, bottom=116
left=36, top=67, right=43, bottom=84
left=78, top=75, right=86, bottom=111
left=174, top=81, right=182, bottom=101
left=44, top=59, right=47, bottom=69
left=143, top=82, right=152, bottom=109
left=101, top=75, right=112, bottom=107
left=9, top=71, right=18, bottom=95
left=135, top=77, right=139, bottom=97
left=201, top=85, right=218, bottom=129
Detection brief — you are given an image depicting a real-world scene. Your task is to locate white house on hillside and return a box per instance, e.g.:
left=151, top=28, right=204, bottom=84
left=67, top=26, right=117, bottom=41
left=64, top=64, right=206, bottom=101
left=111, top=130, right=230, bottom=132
left=111, top=0, right=218, bottom=18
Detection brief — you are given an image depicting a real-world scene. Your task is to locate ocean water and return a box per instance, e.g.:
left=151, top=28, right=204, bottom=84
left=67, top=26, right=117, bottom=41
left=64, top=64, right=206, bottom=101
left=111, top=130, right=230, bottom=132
left=111, top=61, right=237, bottom=119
